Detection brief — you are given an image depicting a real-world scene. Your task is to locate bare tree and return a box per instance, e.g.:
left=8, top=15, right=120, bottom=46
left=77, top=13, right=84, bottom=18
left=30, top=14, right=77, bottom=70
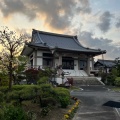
left=0, top=27, right=26, bottom=90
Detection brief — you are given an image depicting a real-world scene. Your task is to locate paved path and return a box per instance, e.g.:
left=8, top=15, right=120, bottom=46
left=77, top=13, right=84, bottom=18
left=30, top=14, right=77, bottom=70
left=71, top=86, right=120, bottom=120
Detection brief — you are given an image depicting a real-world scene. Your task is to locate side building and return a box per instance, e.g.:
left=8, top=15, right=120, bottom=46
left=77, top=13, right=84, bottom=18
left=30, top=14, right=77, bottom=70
left=94, top=59, right=116, bottom=73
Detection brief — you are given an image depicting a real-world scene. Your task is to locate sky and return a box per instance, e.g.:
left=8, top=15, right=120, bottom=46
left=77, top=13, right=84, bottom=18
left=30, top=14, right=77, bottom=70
left=0, top=0, right=120, bottom=60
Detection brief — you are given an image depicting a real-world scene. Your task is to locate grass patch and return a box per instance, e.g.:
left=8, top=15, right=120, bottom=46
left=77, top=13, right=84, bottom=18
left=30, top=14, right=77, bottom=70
left=69, top=86, right=79, bottom=90
left=111, top=87, right=120, bottom=91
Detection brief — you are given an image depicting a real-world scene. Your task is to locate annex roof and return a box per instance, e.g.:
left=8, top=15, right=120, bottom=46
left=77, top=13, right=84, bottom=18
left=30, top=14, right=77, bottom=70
left=95, top=59, right=116, bottom=67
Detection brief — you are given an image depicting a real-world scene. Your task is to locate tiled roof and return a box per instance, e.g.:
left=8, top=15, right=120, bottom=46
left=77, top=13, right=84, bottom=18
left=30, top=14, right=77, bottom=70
left=30, top=29, right=106, bottom=53
left=97, top=59, right=116, bottom=67
left=21, top=29, right=106, bottom=56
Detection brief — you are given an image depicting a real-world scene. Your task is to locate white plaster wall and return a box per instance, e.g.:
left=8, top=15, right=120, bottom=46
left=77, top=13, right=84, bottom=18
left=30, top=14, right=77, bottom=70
left=90, top=60, right=92, bottom=70
left=37, top=51, right=43, bottom=56
left=37, top=58, right=42, bottom=66
left=29, top=52, right=35, bottom=66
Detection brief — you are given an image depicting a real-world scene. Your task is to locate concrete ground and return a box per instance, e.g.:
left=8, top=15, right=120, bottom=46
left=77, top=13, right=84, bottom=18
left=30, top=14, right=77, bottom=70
left=71, top=85, right=120, bottom=120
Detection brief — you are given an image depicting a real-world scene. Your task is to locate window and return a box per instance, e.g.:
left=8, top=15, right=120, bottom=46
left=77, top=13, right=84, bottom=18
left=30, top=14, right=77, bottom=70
left=62, top=57, right=74, bottom=70
left=43, top=58, right=53, bottom=67
left=43, top=53, right=53, bottom=67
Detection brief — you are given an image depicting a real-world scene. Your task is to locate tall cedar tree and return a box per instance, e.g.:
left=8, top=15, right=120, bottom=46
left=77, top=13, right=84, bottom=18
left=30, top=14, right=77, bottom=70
left=0, top=27, right=26, bottom=90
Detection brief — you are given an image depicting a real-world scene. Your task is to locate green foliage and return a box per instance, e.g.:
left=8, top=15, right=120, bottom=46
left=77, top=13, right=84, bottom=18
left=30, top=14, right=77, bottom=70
left=3, top=106, right=28, bottom=120
left=117, top=64, right=120, bottom=77
left=0, top=91, right=4, bottom=103
left=7, top=88, right=38, bottom=104
left=37, top=76, right=49, bottom=85
left=106, top=73, right=116, bottom=85
left=39, top=68, right=54, bottom=78
left=6, top=85, right=41, bottom=104
left=0, top=72, right=9, bottom=86
left=15, top=56, right=28, bottom=74
left=0, top=109, right=4, bottom=120
left=0, top=86, right=9, bottom=93
left=101, top=73, right=107, bottom=83
left=59, top=96, right=70, bottom=108
left=39, top=84, right=52, bottom=92
left=114, top=77, right=120, bottom=86
left=54, top=87, right=70, bottom=108
left=11, top=85, right=41, bottom=91
left=41, top=97, right=56, bottom=107
left=54, top=87, right=70, bottom=96
left=111, top=68, right=118, bottom=76
left=26, top=111, right=37, bottom=120
left=40, top=106, right=51, bottom=117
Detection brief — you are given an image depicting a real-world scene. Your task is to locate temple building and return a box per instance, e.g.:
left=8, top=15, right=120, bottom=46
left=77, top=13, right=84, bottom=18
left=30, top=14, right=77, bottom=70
left=21, top=29, right=106, bottom=79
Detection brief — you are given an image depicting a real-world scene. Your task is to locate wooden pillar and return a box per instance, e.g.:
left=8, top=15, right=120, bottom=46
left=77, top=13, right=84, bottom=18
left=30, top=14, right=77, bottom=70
left=53, top=53, right=55, bottom=68
left=58, top=53, right=62, bottom=66
left=92, top=57, right=94, bottom=70
left=34, top=50, right=37, bottom=68
left=87, top=57, right=90, bottom=75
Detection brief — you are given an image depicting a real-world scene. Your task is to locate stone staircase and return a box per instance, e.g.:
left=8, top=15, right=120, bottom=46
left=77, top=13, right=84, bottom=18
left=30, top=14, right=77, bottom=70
left=67, top=76, right=104, bottom=86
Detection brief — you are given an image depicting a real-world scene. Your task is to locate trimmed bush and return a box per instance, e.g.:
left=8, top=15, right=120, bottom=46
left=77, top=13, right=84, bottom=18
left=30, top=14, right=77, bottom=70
left=7, top=86, right=41, bottom=104
left=3, top=106, right=28, bottom=120
left=54, top=87, right=70, bottom=108
left=39, top=84, right=53, bottom=92
left=59, top=96, right=70, bottom=108
left=37, top=76, right=49, bottom=85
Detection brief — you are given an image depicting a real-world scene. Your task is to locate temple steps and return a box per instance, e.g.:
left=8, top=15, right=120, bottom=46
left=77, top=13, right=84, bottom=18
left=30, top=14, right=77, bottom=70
left=67, top=76, right=104, bottom=86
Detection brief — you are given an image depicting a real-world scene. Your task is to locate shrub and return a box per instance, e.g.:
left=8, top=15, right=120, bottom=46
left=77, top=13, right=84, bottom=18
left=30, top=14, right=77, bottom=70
left=0, top=109, right=4, bottom=120
left=114, top=77, right=120, bottom=86
left=106, top=73, right=116, bottom=85
left=59, top=96, right=70, bottom=108
left=3, top=106, right=28, bottom=120
left=0, top=91, right=4, bottom=103
left=39, top=84, right=53, bottom=92
left=41, top=97, right=56, bottom=107
left=40, top=106, right=51, bottom=117
left=54, top=87, right=70, bottom=96
left=54, top=87, right=70, bottom=108
left=37, top=76, right=49, bottom=85
left=0, top=86, right=8, bottom=93
left=7, top=86, right=38, bottom=104
left=101, top=73, right=108, bottom=83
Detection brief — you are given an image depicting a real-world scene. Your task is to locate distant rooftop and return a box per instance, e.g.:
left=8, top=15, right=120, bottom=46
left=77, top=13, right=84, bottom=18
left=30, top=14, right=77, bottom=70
left=96, top=59, right=116, bottom=67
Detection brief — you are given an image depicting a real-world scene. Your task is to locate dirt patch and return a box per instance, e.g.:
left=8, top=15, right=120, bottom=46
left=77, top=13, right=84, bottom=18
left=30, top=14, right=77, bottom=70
left=23, top=101, right=73, bottom=120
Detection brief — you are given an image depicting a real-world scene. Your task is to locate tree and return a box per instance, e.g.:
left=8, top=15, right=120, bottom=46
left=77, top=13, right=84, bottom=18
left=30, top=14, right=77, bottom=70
left=0, top=27, right=26, bottom=89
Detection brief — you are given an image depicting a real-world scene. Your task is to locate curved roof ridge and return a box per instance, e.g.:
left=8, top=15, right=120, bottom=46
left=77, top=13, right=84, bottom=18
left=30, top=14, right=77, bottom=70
left=32, top=29, right=76, bottom=38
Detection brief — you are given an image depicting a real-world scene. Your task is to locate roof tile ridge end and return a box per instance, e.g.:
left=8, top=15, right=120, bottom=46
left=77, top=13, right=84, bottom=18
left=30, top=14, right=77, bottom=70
left=73, top=36, right=83, bottom=47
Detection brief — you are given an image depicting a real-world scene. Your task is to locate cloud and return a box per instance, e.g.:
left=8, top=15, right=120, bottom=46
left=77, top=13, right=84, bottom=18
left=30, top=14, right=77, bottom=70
left=116, top=18, right=120, bottom=28
left=0, top=0, right=91, bottom=30
left=97, top=11, right=113, bottom=33
left=78, top=31, right=120, bottom=59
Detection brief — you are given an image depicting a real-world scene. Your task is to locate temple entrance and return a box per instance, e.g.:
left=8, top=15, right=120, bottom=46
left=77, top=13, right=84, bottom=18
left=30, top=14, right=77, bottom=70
left=62, top=57, right=74, bottom=70
left=79, top=60, right=87, bottom=70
